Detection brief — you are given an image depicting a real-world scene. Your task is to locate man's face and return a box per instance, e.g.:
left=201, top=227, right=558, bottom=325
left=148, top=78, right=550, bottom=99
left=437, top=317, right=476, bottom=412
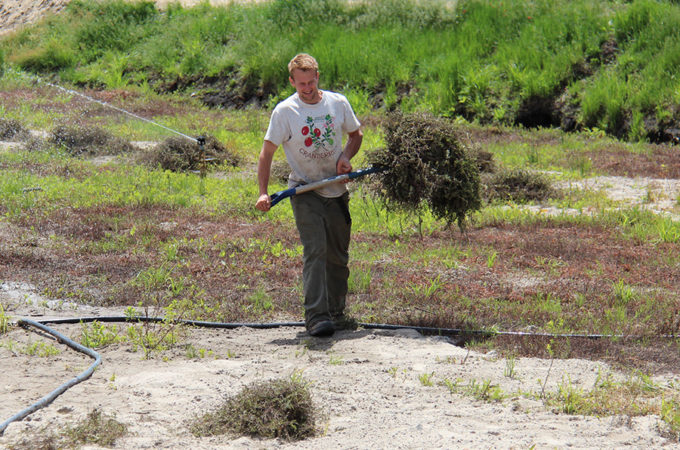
left=289, top=69, right=321, bottom=104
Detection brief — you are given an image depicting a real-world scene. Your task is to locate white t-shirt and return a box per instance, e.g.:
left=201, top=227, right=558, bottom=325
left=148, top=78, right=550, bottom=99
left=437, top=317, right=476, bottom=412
left=264, top=90, right=361, bottom=198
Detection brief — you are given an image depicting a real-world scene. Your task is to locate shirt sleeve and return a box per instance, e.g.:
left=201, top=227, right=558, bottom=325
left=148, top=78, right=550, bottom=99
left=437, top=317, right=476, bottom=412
left=264, top=106, right=290, bottom=146
left=341, top=96, right=362, bottom=133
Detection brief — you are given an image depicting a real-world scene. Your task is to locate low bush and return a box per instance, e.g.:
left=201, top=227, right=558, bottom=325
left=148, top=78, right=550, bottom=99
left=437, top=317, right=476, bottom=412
left=8, top=408, right=127, bottom=448
left=139, top=135, right=240, bottom=173
left=49, top=125, right=134, bottom=156
left=0, top=118, right=28, bottom=141
left=484, top=168, right=557, bottom=203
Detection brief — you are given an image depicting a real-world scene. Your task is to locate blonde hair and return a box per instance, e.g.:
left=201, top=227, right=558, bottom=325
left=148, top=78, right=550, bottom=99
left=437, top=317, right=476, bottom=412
left=288, top=53, right=318, bottom=78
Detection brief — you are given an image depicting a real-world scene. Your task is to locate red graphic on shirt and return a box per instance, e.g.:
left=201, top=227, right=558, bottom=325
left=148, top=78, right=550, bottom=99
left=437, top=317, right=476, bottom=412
left=301, top=115, right=335, bottom=150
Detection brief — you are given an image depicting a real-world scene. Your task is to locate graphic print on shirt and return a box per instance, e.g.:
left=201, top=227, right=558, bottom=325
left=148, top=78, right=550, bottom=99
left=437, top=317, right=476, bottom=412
left=299, top=114, right=336, bottom=160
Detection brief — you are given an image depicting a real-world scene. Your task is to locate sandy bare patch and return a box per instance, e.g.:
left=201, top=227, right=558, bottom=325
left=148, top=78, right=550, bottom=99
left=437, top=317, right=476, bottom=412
left=0, top=0, right=68, bottom=36
left=1, top=283, right=679, bottom=448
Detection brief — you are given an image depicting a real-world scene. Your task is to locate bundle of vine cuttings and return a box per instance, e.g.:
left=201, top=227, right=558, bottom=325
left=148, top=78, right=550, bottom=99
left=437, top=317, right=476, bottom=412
left=366, top=111, right=481, bottom=228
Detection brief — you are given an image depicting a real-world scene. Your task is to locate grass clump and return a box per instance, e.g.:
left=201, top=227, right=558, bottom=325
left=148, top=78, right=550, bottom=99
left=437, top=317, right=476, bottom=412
left=0, top=118, right=29, bottom=141
left=544, top=372, right=680, bottom=439
left=61, top=408, right=128, bottom=447
left=49, top=124, right=134, bottom=156
left=8, top=408, right=127, bottom=449
left=0, top=304, right=10, bottom=334
left=80, top=321, right=126, bottom=348
left=139, top=135, right=240, bottom=173
left=367, top=111, right=481, bottom=229
left=191, top=375, right=318, bottom=441
left=484, top=168, right=557, bottom=203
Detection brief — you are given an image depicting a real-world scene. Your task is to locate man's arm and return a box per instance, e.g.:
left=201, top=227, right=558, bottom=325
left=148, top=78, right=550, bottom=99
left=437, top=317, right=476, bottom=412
left=336, top=128, right=363, bottom=175
left=255, top=140, right=279, bottom=212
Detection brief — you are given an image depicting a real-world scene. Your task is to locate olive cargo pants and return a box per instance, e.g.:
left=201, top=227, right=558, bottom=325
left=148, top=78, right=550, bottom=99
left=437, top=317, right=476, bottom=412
left=291, top=191, right=351, bottom=328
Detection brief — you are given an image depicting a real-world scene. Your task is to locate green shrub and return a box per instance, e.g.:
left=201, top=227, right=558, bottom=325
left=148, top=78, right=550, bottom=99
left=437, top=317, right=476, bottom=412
left=0, top=118, right=29, bottom=141
left=69, top=0, right=158, bottom=61
left=49, top=125, right=134, bottom=156
left=15, top=38, right=76, bottom=72
left=139, top=135, right=240, bottom=173
left=484, top=168, right=557, bottom=203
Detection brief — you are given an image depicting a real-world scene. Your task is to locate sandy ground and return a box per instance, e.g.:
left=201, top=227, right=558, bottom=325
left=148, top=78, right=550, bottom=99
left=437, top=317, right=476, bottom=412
left=1, top=283, right=679, bottom=449
left=0, top=0, right=70, bottom=36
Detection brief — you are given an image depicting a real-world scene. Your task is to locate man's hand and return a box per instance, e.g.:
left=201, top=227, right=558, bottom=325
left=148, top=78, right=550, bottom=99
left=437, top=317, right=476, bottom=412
left=256, top=140, right=278, bottom=212
left=256, top=193, right=271, bottom=212
left=336, top=153, right=353, bottom=180
left=337, top=128, right=362, bottom=182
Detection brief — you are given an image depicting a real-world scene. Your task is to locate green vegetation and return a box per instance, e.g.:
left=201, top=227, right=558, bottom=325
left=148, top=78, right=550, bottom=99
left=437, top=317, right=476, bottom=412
left=80, top=321, right=126, bottom=348
left=2, top=339, right=61, bottom=357
left=545, top=372, right=680, bottom=439
left=0, top=304, right=10, bottom=334
left=3, top=0, right=680, bottom=142
left=9, top=408, right=128, bottom=448
left=441, top=377, right=507, bottom=403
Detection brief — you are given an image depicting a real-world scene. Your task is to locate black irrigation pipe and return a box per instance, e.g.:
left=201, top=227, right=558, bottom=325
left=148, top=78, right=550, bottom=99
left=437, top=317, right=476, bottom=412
left=33, top=316, right=679, bottom=340
left=0, top=319, right=102, bottom=436
left=2, top=316, right=677, bottom=436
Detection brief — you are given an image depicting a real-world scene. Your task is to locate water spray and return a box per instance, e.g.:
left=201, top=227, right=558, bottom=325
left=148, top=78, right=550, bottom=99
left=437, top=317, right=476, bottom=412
left=10, top=67, right=200, bottom=144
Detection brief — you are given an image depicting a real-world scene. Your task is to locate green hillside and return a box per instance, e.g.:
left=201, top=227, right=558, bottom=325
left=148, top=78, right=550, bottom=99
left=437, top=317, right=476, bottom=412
left=2, top=0, right=680, bottom=142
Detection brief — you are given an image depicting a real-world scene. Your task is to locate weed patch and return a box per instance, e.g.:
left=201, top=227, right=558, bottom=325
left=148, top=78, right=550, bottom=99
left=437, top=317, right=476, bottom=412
left=62, top=408, right=128, bottom=447
left=543, top=371, right=680, bottom=439
left=9, top=408, right=128, bottom=449
left=0, top=118, right=28, bottom=141
left=484, top=168, right=558, bottom=203
left=49, top=124, right=134, bottom=156
left=0, top=304, right=10, bottom=334
left=190, top=374, right=319, bottom=441
left=138, top=135, right=240, bottom=173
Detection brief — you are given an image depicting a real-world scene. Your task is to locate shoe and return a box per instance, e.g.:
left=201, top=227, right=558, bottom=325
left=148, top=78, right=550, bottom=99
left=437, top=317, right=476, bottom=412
left=332, top=315, right=359, bottom=331
left=308, top=320, right=335, bottom=337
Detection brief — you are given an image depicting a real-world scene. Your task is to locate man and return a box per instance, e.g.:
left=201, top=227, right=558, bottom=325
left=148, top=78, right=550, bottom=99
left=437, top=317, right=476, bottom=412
left=255, top=53, right=363, bottom=337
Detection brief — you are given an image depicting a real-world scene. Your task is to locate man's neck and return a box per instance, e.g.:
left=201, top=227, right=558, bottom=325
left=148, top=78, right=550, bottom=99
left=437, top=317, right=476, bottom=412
left=299, top=89, right=323, bottom=105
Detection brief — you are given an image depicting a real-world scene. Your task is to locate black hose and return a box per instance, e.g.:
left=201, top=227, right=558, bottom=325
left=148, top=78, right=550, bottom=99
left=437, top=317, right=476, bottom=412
left=36, top=316, right=305, bottom=329
left=0, top=319, right=102, bottom=435
left=2, top=315, right=676, bottom=436
left=36, top=316, right=660, bottom=338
